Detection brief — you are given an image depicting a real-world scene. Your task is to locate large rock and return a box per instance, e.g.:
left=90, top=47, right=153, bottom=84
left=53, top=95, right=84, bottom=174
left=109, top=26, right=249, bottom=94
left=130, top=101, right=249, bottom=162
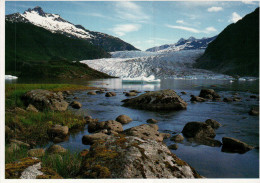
left=125, top=92, right=137, bottom=97
left=28, top=148, right=45, bottom=157
left=170, top=134, right=184, bottom=143
left=199, top=89, right=220, bottom=99
left=82, top=132, right=109, bottom=145
left=88, top=120, right=123, bottom=133
left=79, top=135, right=201, bottom=178
left=46, top=145, right=67, bottom=154
left=22, top=89, right=68, bottom=111
left=116, top=115, right=132, bottom=124
left=205, top=119, right=221, bottom=129
left=182, top=122, right=216, bottom=139
left=146, top=119, right=158, bottom=124
left=123, top=124, right=163, bottom=142
left=222, top=137, right=254, bottom=153
left=48, top=125, right=69, bottom=138
left=190, top=95, right=206, bottom=102
left=70, top=101, right=82, bottom=109
left=26, top=104, right=39, bottom=112
left=87, top=91, right=97, bottom=95
left=122, top=89, right=187, bottom=111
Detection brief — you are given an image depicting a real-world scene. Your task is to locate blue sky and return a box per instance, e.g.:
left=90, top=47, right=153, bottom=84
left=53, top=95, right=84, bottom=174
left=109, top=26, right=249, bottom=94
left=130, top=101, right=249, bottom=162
left=5, top=1, right=259, bottom=50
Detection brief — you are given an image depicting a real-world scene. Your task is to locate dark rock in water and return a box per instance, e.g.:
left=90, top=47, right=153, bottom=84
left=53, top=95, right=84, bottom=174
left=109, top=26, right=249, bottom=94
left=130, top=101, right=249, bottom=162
left=73, top=97, right=79, bottom=99
left=250, top=95, right=258, bottom=99
left=205, top=119, right=221, bottom=129
left=182, top=122, right=216, bottom=138
left=146, top=118, right=158, bottom=124
left=168, top=144, right=178, bottom=150
left=161, top=133, right=171, bottom=139
left=187, top=137, right=222, bottom=147
left=123, top=124, right=163, bottom=142
left=87, top=91, right=97, bottom=95
left=233, top=97, right=242, bottom=102
left=130, top=90, right=141, bottom=93
left=170, top=134, right=184, bottom=143
left=121, top=99, right=130, bottom=103
left=190, top=95, right=206, bottom=102
left=105, top=92, right=116, bottom=97
left=79, top=135, right=201, bottom=178
left=222, top=137, right=254, bottom=153
left=181, top=91, right=187, bottom=95
left=82, top=132, right=109, bottom=145
left=125, top=92, right=137, bottom=96
left=48, top=124, right=69, bottom=139
left=199, top=89, right=220, bottom=99
left=70, top=101, right=82, bottom=109
left=88, top=120, right=123, bottom=133
left=22, top=89, right=68, bottom=111
left=122, top=89, right=187, bottom=111
left=223, top=98, right=233, bottom=102
left=53, top=136, right=69, bottom=143
left=88, top=121, right=100, bottom=133
left=249, top=106, right=259, bottom=116
left=116, top=115, right=132, bottom=124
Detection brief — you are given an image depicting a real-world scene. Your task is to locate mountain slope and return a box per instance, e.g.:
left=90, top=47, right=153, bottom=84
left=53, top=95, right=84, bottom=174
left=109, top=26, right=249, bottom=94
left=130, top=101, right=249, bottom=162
left=5, top=21, right=111, bottom=78
left=195, top=8, right=259, bottom=77
left=146, top=36, right=216, bottom=52
left=6, top=6, right=139, bottom=52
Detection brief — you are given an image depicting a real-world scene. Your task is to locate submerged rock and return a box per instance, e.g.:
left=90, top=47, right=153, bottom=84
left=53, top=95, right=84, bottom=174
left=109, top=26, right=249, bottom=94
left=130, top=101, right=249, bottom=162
left=146, top=118, right=158, bottom=124
left=223, top=98, right=233, bottom=102
left=79, top=135, right=201, bottom=178
left=82, top=132, right=109, bottom=145
left=87, top=91, right=97, bottom=95
left=171, top=134, right=184, bottom=143
left=22, top=89, right=68, bottom=111
left=222, top=137, right=254, bottom=153
left=199, top=89, right=220, bottom=99
left=116, top=115, right=132, bottom=124
left=122, top=89, right=187, bottom=111
left=190, top=95, right=206, bottom=102
left=249, top=106, right=259, bottom=116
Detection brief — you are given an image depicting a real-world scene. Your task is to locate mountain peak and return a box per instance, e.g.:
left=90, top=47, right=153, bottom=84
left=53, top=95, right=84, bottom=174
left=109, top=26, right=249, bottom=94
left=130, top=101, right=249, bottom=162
left=26, top=6, right=46, bottom=16
left=177, top=38, right=185, bottom=44
left=187, top=36, right=196, bottom=41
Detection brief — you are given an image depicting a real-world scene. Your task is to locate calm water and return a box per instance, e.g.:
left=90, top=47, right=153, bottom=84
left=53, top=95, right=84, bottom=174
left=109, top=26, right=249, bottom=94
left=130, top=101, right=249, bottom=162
left=9, top=78, right=259, bottom=178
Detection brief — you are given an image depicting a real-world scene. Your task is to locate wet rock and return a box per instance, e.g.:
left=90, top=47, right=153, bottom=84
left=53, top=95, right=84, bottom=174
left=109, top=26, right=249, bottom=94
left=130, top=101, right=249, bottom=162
left=73, top=97, right=79, bottom=99
left=233, top=97, right=242, bottom=102
left=64, top=91, right=72, bottom=95
left=88, top=120, right=123, bottom=133
left=116, top=115, right=132, bottom=124
left=170, top=134, right=184, bottom=143
left=223, top=98, right=233, bottom=102
left=222, top=137, right=254, bottom=153
left=105, top=92, right=116, bottom=97
left=130, top=90, right=141, bottom=93
left=22, top=89, right=68, bottom=111
left=250, top=95, right=258, bottom=99
left=26, top=104, right=39, bottom=112
left=182, top=122, right=216, bottom=139
left=70, top=101, right=82, bottom=109
left=87, top=91, right=97, bottom=95
left=190, top=95, right=206, bottom=102
left=125, top=92, right=137, bottom=96
left=249, top=106, right=259, bottom=116
left=146, top=118, right=158, bottom=124
left=48, top=125, right=69, bottom=138
left=53, top=136, right=69, bottom=143
left=122, top=89, right=187, bottom=111
left=82, top=132, right=109, bottom=145
left=187, top=137, right=222, bottom=147
left=161, top=133, right=171, bottom=139
left=123, top=124, right=163, bottom=142
left=28, top=148, right=45, bottom=157
left=96, top=89, right=105, bottom=94
left=181, top=91, right=187, bottom=95
left=110, top=92, right=116, bottom=96
left=205, top=119, right=221, bottom=129
left=168, top=144, right=178, bottom=150
left=79, top=135, right=201, bottom=178
left=199, top=89, right=221, bottom=99
left=46, top=145, right=67, bottom=154
left=88, top=121, right=100, bottom=133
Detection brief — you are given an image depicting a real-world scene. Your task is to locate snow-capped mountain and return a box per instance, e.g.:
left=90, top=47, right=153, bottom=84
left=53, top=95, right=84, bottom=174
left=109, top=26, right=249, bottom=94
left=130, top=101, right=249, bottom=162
left=6, top=6, right=138, bottom=52
left=146, top=36, right=216, bottom=52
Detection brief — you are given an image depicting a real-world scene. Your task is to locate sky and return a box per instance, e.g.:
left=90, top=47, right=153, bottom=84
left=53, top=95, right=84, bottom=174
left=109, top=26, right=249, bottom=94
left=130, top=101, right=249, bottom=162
left=5, top=1, right=259, bottom=51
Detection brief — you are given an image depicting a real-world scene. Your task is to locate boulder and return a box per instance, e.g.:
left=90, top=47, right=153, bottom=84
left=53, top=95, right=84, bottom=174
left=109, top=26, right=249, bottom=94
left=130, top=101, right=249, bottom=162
left=46, top=145, right=67, bottom=154
left=63, top=91, right=72, bottom=95
left=79, top=135, right=201, bottom=178
left=125, top=92, right=137, bottom=97
left=88, top=121, right=100, bottom=133
left=190, top=95, right=206, bottom=102
left=105, top=92, right=116, bottom=97
left=187, top=137, right=222, bottom=147
left=26, top=104, right=39, bottom=112
left=205, top=119, right=221, bottom=129
left=116, top=115, right=132, bottom=124
left=182, top=122, right=216, bottom=139
left=87, top=91, right=97, bottom=95
left=48, top=125, right=69, bottom=138
left=181, top=91, right=187, bottom=95
left=82, top=132, right=109, bottom=145
left=223, top=98, right=233, bottom=102
left=161, top=133, right=171, bottom=139
left=222, top=137, right=254, bottom=153
left=88, top=120, right=123, bottom=133
left=130, top=90, right=141, bottom=93
left=146, top=119, right=158, bottom=124
left=22, top=89, right=68, bottom=111
left=123, top=124, right=163, bottom=142
left=122, top=89, right=187, bottom=111
left=249, top=106, right=259, bottom=116
left=70, top=101, right=82, bottom=109
left=199, top=89, right=221, bottom=99
left=170, top=134, right=184, bottom=143
left=10, top=139, right=30, bottom=148
left=28, top=148, right=45, bottom=157
left=168, top=144, right=178, bottom=150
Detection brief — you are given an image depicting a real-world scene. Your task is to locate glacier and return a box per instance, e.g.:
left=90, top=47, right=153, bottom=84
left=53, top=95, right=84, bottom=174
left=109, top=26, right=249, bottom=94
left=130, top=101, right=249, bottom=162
left=81, top=50, right=234, bottom=80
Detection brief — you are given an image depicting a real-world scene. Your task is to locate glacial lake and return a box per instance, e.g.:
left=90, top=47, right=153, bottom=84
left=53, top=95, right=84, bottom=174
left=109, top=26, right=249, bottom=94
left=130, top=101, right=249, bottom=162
left=7, top=78, right=259, bottom=178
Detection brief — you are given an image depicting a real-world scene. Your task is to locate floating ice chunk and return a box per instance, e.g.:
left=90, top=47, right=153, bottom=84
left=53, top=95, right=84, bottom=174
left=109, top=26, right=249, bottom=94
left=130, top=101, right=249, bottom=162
left=5, top=75, right=18, bottom=80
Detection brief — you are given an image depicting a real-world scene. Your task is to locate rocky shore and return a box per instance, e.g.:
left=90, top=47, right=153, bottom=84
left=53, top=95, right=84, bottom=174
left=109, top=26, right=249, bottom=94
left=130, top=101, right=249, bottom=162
left=5, top=87, right=258, bottom=179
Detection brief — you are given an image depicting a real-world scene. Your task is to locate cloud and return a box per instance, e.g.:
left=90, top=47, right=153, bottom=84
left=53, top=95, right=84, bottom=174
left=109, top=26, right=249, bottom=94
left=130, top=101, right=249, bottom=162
left=229, top=12, right=242, bottom=23
left=241, top=0, right=256, bottom=5
left=111, top=24, right=141, bottom=36
left=166, top=24, right=217, bottom=34
left=114, top=1, right=150, bottom=22
left=176, top=20, right=185, bottom=24
left=207, top=6, right=223, bottom=12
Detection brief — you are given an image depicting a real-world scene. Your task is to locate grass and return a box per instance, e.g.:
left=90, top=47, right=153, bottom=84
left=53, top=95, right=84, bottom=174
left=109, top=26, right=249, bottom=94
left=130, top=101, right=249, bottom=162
left=5, top=145, right=29, bottom=164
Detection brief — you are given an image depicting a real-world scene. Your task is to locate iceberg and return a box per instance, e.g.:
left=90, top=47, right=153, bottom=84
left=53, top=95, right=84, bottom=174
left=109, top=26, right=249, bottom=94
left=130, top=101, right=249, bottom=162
left=5, top=75, right=18, bottom=80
